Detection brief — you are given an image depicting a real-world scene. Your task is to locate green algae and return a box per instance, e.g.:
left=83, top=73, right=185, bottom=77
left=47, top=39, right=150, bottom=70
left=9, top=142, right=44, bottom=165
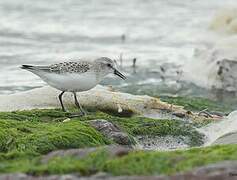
left=104, top=144, right=237, bottom=175
left=0, top=108, right=207, bottom=174
left=160, top=96, right=233, bottom=113
left=77, top=112, right=204, bottom=146
left=0, top=109, right=204, bottom=150
left=91, top=115, right=203, bottom=146
left=0, top=109, right=69, bottom=122
left=0, top=119, right=110, bottom=154
left=1, top=144, right=236, bottom=176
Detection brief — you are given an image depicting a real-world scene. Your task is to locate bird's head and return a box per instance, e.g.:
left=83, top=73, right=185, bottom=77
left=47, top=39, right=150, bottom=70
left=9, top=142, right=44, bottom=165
left=94, top=57, right=126, bottom=80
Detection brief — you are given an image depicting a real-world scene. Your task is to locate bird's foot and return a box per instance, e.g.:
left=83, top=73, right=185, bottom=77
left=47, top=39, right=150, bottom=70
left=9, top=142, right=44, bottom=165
left=80, top=110, right=87, bottom=116
left=67, top=113, right=84, bottom=118
left=66, top=111, right=87, bottom=118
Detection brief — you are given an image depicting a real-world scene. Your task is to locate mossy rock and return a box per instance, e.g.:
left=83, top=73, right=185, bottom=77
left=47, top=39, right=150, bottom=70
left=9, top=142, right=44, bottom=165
left=0, top=119, right=110, bottom=154
left=1, top=144, right=237, bottom=176
left=78, top=111, right=204, bottom=146
left=0, top=108, right=206, bottom=174
left=0, top=109, right=205, bottom=154
left=103, top=144, right=237, bottom=176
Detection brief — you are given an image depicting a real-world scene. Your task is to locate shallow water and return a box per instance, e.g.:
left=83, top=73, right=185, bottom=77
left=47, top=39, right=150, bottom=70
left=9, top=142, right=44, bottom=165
left=1, top=0, right=237, bottom=97
left=135, top=135, right=189, bottom=151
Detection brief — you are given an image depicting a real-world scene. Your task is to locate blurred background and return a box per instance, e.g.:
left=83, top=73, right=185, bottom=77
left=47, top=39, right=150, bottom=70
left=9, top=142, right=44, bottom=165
left=1, top=0, right=237, bottom=103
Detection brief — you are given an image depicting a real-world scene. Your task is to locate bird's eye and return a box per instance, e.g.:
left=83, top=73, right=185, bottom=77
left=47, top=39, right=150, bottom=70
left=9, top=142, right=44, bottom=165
left=107, top=63, right=112, bottom=67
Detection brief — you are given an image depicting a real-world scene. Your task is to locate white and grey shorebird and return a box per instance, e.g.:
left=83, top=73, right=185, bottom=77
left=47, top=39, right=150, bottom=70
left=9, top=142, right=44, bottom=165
left=21, top=57, right=126, bottom=115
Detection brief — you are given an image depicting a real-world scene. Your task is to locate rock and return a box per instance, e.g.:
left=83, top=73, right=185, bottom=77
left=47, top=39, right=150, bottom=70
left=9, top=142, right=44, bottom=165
left=1, top=160, right=237, bottom=180
left=0, top=174, right=80, bottom=180
left=199, top=111, right=237, bottom=146
left=41, top=145, right=132, bottom=164
left=90, top=172, right=110, bottom=179
left=0, top=173, right=28, bottom=180
left=170, top=160, right=237, bottom=180
left=1, top=161, right=237, bottom=179
left=210, top=8, right=237, bottom=34
left=213, top=131, right=237, bottom=145
left=193, top=161, right=237, bottom=175
left=88, top=119, right=132, bottom=145
left=172, top=112, right=186, bottom=118
left=41, top=147, right=96, bottom=164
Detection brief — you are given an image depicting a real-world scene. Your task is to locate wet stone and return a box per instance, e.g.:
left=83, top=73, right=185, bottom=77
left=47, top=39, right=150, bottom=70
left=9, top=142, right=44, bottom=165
left=2, top=161, right=237, bottom=180
left=88, top=119, right=133, bottom=146
left=172, top=112, right=186, bottom=118
left=213, top=131, right=237, bottom=145
left=41, top=145, right=132, bottom=164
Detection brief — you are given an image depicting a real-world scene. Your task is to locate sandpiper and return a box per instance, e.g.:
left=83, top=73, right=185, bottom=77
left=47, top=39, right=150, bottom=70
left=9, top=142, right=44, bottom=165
left=21, top=57, right=126, bottom=115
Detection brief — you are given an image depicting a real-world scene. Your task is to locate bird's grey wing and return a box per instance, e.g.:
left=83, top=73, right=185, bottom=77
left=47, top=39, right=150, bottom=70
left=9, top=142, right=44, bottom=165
left=50, top=61, right=92, bottom=74
left=22, top=61, right=92, bottom=74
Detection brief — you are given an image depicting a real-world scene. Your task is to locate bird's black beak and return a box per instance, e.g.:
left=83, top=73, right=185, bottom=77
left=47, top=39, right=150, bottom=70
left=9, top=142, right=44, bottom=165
left=113, top=68, right=126, bottom=80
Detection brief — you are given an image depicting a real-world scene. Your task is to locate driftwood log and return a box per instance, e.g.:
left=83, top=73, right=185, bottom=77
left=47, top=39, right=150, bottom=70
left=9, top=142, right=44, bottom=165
left=0, top=85, right=184, bottom=116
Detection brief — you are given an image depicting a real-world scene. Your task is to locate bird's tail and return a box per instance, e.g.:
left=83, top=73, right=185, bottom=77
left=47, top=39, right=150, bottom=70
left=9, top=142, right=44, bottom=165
left=21, top=65, right=35, bottom=70
left=21, top=65, right=51, bottom=74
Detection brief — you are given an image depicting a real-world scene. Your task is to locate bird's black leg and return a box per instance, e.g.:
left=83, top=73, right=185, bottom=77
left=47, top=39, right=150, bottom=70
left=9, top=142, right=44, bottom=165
left=73, top=92, right=86, bottom=115
left=58, top=91, right=66, bottom=112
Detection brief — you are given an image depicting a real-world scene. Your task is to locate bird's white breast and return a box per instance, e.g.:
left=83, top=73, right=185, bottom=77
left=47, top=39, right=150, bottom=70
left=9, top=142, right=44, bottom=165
left=37, top=71, right=99, bottom=92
